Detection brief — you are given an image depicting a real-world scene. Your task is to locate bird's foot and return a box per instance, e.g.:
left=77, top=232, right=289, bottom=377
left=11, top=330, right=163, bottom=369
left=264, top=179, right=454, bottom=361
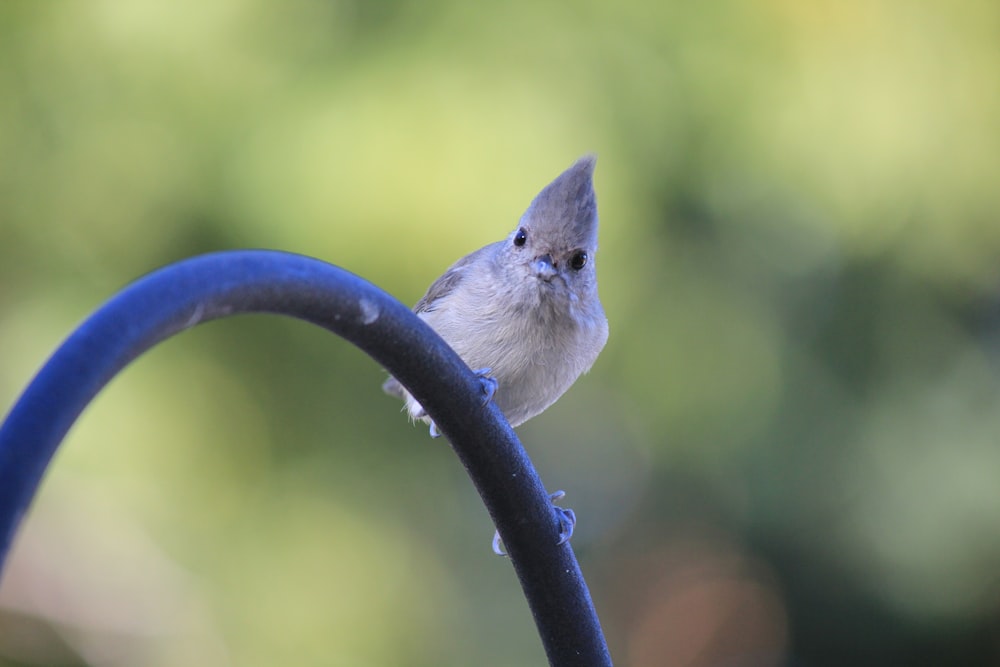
left=473, top=368, right=498, bottom=406
left=492, top=490, right=577, bottom=556
left=425, top=368, right=494, bottom=438
left=550, top=490, right=577, bottom=545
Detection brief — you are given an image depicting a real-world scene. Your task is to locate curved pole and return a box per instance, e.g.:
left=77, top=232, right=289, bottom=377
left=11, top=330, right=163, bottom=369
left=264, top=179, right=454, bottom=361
left=0, top=250, right=613, bottom=667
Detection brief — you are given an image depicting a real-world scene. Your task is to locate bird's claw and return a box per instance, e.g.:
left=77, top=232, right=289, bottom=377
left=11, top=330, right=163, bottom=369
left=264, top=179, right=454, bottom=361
left=491, top=490, right=577, bottom=556
left=550, top=490, right=576, bottom=545
left=492, top=530, right=506, bottom=556
left=473, top=367, right=498, bottom=406
left=426, top=369, right=494, bottom=438
left=555, top=507, right=577, bottom=545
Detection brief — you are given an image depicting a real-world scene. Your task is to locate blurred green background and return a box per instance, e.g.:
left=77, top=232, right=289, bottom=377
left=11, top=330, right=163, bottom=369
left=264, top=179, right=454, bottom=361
left=2, top=1, right=1000, bottom=665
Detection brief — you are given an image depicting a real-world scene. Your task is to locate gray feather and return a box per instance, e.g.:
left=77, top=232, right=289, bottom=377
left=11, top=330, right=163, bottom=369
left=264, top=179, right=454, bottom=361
left=414, top=244, right=497, bottom=314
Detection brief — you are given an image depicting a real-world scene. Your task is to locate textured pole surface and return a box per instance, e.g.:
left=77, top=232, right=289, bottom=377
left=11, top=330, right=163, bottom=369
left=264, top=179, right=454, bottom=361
left=0, top=250, right=613, bottom=667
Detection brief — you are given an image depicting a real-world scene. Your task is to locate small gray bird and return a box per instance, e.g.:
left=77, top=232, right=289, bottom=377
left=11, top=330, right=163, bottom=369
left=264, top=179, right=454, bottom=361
left=383, top=155, right=609, bottom=434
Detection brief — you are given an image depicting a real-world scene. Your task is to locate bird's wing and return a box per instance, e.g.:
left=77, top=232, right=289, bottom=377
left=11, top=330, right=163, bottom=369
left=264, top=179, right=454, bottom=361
left=383, top=243, right=498, bottom=398
left=413, top=243, right=496, bottom=314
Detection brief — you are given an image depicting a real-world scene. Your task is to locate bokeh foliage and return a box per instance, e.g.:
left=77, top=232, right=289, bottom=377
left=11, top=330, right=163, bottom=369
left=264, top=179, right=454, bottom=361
left=2, top=1, right=1000, bottom=665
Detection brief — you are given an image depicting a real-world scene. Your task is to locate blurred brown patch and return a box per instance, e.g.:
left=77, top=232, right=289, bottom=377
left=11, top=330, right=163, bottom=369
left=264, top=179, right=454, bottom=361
left=603, top=525, right=788, bottom=667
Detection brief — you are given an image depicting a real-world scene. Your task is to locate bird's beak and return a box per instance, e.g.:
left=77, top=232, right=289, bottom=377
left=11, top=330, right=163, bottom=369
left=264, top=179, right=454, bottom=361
left=533, top=254, right=557, bottom=281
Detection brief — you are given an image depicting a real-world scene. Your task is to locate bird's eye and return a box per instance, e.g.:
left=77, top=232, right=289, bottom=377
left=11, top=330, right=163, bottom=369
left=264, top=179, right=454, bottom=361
left=513, top=228, right=527, bottom=247
left=570, top=250, right=588, bottom=270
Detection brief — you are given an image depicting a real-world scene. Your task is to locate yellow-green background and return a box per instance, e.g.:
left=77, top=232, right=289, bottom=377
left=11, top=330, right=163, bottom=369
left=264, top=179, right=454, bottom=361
left=2, top=1, right=1000, bottom=665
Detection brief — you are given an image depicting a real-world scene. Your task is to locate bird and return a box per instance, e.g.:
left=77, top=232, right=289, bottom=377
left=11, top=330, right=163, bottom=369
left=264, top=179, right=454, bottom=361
left=383, top=155, right=608, bottom=436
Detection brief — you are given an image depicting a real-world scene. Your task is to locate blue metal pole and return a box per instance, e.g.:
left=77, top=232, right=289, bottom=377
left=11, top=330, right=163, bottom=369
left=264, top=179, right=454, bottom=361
left=0, top=250, right=613, bottom=667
